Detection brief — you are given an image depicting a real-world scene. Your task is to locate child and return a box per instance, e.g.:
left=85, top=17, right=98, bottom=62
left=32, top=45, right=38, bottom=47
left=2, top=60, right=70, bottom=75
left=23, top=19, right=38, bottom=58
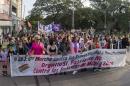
left=0, top=45, right=8, bottom=76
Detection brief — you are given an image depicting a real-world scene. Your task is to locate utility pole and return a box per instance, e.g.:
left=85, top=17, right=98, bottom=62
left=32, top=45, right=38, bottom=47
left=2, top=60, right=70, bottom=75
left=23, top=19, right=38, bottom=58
left=23, top=4, right=25, bottom=19
left=104, top=0, right=107, bottom=29
left=21, top=0, right=23, bottom=19
left=9, top=0, right=13, bottom=36
left=72, top=0, right=75, bottom=29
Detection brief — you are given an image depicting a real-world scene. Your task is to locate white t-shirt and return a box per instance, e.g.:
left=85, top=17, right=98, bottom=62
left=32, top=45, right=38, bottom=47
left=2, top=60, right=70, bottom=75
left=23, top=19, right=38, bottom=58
left=79, top=38, right=84, bottom=43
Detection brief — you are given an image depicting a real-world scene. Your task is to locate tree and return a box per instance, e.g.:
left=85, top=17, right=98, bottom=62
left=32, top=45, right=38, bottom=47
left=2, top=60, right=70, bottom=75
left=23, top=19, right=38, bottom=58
left=90, top=0, right=130, bottom=33
left=43, top=7, right=99, bottom=29
left=27, top=0, right=130, bottom=33
left=33, top=0, right=83, bottom=15
left=32, top=0, right=83, bottom=22
left=25, top=13, right=44, bottom=30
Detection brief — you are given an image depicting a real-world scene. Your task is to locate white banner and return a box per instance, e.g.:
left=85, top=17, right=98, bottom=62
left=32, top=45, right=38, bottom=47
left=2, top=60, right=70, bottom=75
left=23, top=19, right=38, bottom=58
left=10, top=49, right=127, bottom=77
left=44, top=24, right=53, bottom=33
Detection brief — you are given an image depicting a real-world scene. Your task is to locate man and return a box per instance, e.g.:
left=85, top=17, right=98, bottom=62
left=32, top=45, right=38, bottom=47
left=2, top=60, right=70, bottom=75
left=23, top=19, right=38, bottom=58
left=122, top=35, right=129, bottom=49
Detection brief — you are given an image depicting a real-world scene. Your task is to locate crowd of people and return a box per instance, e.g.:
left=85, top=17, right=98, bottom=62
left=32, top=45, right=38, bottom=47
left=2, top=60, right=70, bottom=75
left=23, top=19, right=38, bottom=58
left=0, top=31, right=129, bottom=76
left=4, top=31, right=130, bottom=55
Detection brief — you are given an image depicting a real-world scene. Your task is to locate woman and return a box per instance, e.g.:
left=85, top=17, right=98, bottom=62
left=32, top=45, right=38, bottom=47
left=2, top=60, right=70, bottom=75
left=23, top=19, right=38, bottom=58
left=87, top=37, right=93, bottom=50
left=84, top=37, right=89, bottom=51
left=59, top=37, right=69, bottom=55
left=28, top=35, right=45, bottom=81
left=79, top=38, right=85, bottom=52
left=0, top=45, right=8, bottom=76
left=68, top=36, right=80, bottom=75
left=69, top=36, right=80, bottom=54
left=95, top=41, right=100, bottom=49
left=28, top=35, right=45, bottom=55
left=47, top=39, right=58, bottom=55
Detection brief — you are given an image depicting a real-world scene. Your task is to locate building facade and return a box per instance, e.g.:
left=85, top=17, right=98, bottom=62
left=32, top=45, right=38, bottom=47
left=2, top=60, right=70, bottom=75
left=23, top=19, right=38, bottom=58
left=0, top=0, right=22, bottom=36
left=0, top=0, right=11, bottom=36
left=12, top=0, right=22, bottom=33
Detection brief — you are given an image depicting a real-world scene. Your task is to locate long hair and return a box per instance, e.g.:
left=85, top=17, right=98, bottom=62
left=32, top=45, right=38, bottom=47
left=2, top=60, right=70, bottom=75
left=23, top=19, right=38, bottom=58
left=49, top=39, right=55, bottom=46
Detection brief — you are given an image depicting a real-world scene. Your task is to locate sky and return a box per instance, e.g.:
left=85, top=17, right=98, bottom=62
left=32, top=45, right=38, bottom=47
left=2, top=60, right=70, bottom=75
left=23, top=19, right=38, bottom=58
left=23, top=0, right=36, bottom=18
left=23, top=0, right=90, bottom=18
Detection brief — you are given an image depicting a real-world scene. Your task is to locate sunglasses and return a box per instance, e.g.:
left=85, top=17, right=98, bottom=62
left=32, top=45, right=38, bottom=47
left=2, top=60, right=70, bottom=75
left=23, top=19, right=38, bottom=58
left=36, top=38, right=41, bottom=40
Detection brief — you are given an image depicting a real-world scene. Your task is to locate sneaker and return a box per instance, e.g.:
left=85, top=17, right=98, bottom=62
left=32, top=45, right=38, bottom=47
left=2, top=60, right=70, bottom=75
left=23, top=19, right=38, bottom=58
left=2, top=71, right=8, bottom=76
left=93, top=68, right=102, bottom=72
left=72, top=71, right=78, bottom=75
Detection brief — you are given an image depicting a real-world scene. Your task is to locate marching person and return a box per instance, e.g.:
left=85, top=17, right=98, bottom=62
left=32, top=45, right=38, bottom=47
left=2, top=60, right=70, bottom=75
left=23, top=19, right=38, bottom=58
left=27, top=35, right=45, bottom=84
left=28, top=35, right=45, bottom=55
left=16, top=40, right=28, bottom=55
left=0, top=45, right=8, bottom=76
left=122, top=35, right=129, bottom=49
left=47, top=39, right=58, bottom=55
left=79, top=36, right=85, bottom=52
left=69, top=36, right=80, bottom=54
left=68, top=36, right=80, bottom=75
left=59, top=37, right=69, bottom=55
left=7, top=38, right=17, bottom=55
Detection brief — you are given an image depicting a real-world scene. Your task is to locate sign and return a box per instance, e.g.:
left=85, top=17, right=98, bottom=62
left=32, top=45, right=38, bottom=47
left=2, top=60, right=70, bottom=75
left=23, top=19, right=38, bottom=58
left=38, top=21, right=61, bottom=33
left=44, top=24, right=53, bottom=33
left=10, top=49, right=127, bottom=77
left=52, top=24, right=61, bottom=32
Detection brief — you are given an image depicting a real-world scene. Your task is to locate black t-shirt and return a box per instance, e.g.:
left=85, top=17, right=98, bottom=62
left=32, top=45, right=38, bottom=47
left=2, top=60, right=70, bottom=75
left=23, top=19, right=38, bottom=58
left=18, top=47, right=26, bottom=55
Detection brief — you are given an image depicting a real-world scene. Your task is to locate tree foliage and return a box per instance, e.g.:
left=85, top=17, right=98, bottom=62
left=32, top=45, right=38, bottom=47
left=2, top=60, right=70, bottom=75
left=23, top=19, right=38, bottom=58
left=26, top=0, right=130, bottom=33
left=33, top=0, right=83, bottom=16
left=25, top=13, right=44, bottom=30
left=90, top=0, right=130, bottom=33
